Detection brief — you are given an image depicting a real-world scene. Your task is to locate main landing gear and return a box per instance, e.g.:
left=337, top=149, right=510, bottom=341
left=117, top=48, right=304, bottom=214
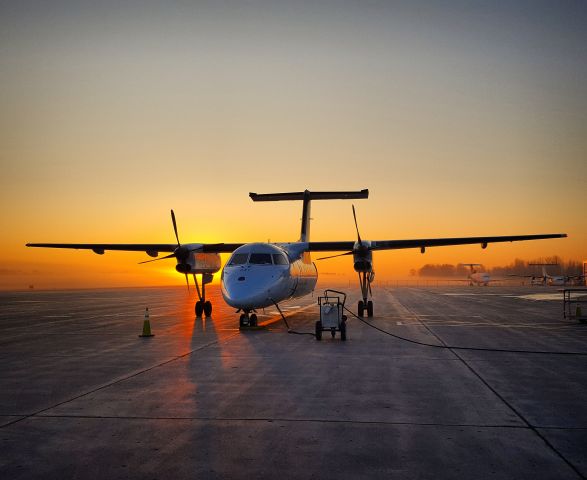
left=194, top=273, right=213, bottom=317
left=239, top=311, right=258, bottom=327
left=357, top=271, right=374, bottom=317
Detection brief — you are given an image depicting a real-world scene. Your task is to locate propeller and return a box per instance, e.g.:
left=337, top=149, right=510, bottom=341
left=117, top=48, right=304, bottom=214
left=138, top=252, right=176, bottom=264
left=171, top=209, right=180, bottom=247
left=352, top=204, right=362, bottom=246
left=317, top=204, right=368, bottom=261
left=138, top=209, right=191, bottom=291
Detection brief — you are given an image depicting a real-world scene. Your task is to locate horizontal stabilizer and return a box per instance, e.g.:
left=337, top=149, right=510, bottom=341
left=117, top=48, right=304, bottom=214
left=249, top=189, right=368, bottom=202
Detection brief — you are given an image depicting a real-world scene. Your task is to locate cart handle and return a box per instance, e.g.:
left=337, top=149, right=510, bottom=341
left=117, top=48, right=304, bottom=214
left=323, top=289, right=346, bottom=306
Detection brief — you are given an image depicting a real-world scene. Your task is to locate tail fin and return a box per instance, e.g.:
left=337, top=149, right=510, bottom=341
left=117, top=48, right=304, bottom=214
left=528, top=263, right=558, bottom=279
left=249, top=189, right=368, bottom=242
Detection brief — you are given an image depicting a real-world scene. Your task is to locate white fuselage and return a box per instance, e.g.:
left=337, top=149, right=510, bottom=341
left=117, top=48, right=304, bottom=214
left=546, top=276, right=565, bottom=286
left=469, top=272, right=491, bottom=286
left=221, top=242, right=317, bottom=310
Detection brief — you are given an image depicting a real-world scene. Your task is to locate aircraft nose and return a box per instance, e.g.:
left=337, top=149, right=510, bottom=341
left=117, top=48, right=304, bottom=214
left=222, top=269, right=286, bottom=309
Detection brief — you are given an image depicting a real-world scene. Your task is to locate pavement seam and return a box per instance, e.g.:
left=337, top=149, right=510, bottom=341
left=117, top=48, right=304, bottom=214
left=0, top=332, right=240, bottom=430
left=30, top=414, right=537, bottom=428
left=396, top=288, right=586, bottom=480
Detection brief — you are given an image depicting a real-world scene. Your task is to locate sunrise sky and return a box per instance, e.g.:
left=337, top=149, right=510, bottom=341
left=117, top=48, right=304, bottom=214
left=1, top=1, right=585, bottom=290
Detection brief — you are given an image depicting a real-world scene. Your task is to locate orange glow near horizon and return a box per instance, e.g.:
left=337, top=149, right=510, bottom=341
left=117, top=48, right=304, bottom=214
left=1, top=204, right=582, bottom=291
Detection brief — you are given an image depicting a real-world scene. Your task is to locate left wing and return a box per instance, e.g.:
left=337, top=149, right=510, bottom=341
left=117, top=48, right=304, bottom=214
left=25, top=243, right=243, bottom=255
left=308, top=233, right=566, bottom=253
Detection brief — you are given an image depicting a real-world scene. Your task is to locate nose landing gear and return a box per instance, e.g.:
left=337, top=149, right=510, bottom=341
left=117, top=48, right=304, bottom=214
left=357, top=271, right=374, bottom=317
left=239, top=311, right=258, bottom=327
left=194, top=273, right=214, bottom=317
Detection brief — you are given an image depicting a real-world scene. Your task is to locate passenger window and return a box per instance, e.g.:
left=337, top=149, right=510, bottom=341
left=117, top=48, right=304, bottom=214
left=228, top=253, right=248, bottom=265
left=272, top=254, right=288, bottom=265
left=249, top=253, right=273, bottom=265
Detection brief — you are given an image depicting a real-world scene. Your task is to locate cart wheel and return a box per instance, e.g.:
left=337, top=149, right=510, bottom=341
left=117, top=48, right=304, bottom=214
left=315, top=321, right=322, bottom=340
left=330, top=328, right=336, bottom=338
left=367, top=300, right=373, bottom=317
left=340, top=321, right=347, bottom=341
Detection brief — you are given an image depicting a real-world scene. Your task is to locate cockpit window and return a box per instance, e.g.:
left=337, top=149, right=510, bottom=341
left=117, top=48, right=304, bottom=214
left=249, top=253, right=273, bottom=265
left=228, top=253, right=248, bottom=265
left=272, top=253, right=288, bottom=265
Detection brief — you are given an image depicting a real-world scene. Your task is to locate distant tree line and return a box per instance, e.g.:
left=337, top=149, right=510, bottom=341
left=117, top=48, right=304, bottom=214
left=417, top=264, right=473, bottom=277
left=417, top=257, right=584, bottom=277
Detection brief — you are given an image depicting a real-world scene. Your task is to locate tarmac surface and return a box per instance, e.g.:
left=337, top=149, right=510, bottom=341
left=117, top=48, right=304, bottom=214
left=1, top=284, right=587, bottom=479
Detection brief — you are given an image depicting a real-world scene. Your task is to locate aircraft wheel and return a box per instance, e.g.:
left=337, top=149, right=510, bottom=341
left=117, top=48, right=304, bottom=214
left=340, top=320, right=347, bottom=341
left=195, top=301, right=204, bottom=317
left=367, top=300, right=373, bottom=317
left=250, top=313, right=258, bottom=327
left=203, top=301, right=212, bottom=317
left=315, top=321, right=322, bottom=341
left=358, top=301, right=364, bottom=317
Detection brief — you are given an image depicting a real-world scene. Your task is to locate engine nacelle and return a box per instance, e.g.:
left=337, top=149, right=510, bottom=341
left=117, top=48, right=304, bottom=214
left=353, top=241, right=373, bottom=273
left=175, top=252, right=221, bottom=275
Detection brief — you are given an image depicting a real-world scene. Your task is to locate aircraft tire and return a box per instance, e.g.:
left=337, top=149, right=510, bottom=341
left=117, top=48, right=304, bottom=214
left=250, top=313, right=258, bottom=326
left=315, top=321, right=322, bottom=340
left=195, top=301, right=204, bottom=317
left=367, top=301, right=373, bottom=317
left=358, top=301, right=364, bottom=317
left=204, top=301, right=212, bottom=317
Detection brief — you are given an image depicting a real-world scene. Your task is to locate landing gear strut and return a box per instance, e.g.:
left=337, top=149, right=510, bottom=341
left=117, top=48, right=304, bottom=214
left=357, top=271, right=374, bottom=317
left=239, top=311, right=258, bottom=327
left=194, top=273, right=214, bottom=317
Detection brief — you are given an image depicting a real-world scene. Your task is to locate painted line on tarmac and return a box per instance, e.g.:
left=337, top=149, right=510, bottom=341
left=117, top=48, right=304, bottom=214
left=259, top=303, right=316, bottom=328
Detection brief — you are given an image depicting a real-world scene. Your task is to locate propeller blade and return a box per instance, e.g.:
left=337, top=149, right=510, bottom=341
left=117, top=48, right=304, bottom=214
left=138, top=252, right=177, bottom=264
left=317, top=251, right=354, bottom=261
left=352, top=205, right=362, bottom=245
left=171, top=209, right=180, bottom=247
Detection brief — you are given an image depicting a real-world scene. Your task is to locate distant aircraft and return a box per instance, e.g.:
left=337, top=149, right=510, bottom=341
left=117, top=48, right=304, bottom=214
left=454, top=264, right=492, bottom=286
left=510, top=263, right=566, bottom=286
left=27, top=189, right=567, bottom=326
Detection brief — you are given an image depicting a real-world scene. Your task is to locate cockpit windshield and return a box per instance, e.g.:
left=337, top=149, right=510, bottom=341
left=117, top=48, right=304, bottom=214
left=228, top=253, right=248, bottom=265
left=272, top=253, right=288, bottom=265
left=249, top=253, right=273, bottom=265
left=228, top=250, right=288, bottom=266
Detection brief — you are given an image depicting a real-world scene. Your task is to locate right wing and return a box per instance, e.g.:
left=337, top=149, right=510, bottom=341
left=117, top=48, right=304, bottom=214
left=309, top=233, right=567, bottom=253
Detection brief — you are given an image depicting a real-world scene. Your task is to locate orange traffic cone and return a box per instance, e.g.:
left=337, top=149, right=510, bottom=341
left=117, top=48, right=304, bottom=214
left=139, top=307, right=154, bottom=337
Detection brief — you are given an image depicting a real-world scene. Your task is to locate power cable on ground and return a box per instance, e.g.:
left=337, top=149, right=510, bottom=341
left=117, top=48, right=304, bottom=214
left=343, top=306, right=587, bottom=356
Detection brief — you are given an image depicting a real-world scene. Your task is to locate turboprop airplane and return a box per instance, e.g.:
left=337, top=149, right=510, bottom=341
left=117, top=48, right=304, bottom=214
left=26, top=189, right=567, bottom=326
left=454, top=264, right=492, bottom=286
left=510, top=263, right=566, bottom=286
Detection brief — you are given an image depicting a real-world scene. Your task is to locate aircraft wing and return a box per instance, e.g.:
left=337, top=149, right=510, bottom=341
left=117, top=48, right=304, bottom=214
left=308, top=233, right=566, bottom=252
left=25, top=243, right=243, bottom=254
